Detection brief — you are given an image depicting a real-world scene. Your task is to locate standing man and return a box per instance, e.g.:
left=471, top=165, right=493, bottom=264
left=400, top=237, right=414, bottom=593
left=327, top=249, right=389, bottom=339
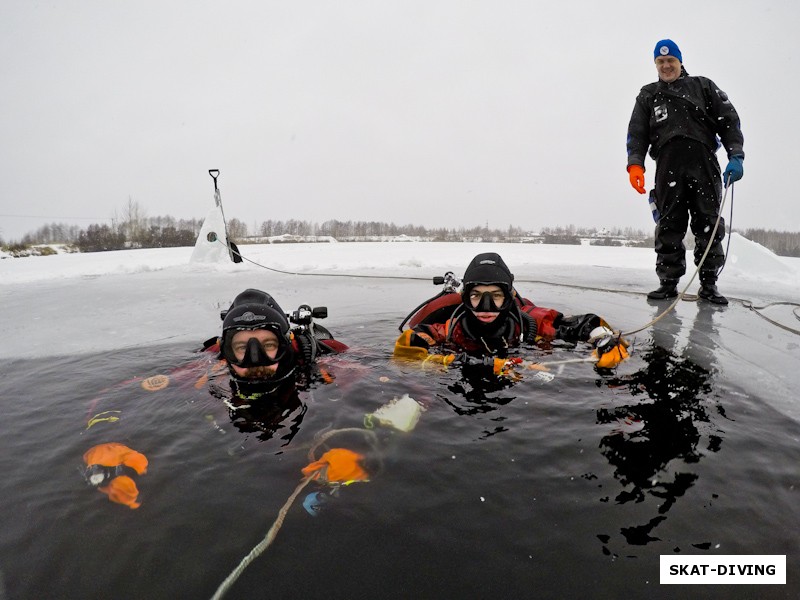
left=626, top=39, right=744, bottom=305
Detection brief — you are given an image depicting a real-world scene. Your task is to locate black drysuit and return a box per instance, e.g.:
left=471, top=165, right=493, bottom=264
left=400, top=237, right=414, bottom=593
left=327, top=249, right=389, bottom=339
left=626, top=68, right=744, bottom=283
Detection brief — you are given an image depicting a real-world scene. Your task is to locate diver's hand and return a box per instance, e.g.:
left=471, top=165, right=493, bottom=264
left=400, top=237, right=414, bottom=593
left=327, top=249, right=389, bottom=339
left=723, top=156, right=744, bottom=186
left=589, top=326, right=616, bottom=351
left=627, top=165, right=646, bottom=194
left=589, top=326, right=630, bottom=369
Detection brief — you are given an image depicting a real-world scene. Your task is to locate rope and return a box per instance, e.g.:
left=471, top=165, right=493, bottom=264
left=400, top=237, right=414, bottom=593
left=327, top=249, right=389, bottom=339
left=208, top=170, right=235, bottom=264
left=534, top=357, right=599, bottom=367
left=715, top=183, right=734, bottom=278
left=210, top=475, right=314, bottom=600
left=215, top=238, right=429, bottom=282
left=620, top=182, right=731, bottom=337
left=209, top=192, right=800, bottom=339
left=740, top=300, right=800, bottom=335
left=210, top=426, right=380, bottom=600
left=305, top=427, right=379, bottom=461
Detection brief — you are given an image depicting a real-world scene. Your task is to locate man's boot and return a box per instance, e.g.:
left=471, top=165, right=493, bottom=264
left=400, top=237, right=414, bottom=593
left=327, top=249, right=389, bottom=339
left=698, top=280, right=728, bottom=305
left=647, top=280, right=679, bottom=300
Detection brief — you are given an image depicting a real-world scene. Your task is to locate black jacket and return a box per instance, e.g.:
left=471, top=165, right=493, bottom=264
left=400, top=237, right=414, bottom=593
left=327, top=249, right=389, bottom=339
left=626, top=68, right=744, bottom=168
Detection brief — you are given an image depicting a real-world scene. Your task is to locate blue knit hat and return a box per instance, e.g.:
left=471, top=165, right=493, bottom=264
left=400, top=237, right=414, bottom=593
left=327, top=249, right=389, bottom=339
left=654, top=39, right=682, bottom=63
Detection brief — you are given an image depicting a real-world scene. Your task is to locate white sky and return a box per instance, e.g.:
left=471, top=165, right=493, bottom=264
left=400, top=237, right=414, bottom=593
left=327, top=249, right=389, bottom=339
left=1, top=1, right=798, bottom=242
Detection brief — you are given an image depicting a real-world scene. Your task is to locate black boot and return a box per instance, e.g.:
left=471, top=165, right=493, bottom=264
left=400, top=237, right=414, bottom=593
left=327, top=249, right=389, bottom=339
left=698, top=281, right=728, bottom=305
left=647, top=280, right=678, bottom=300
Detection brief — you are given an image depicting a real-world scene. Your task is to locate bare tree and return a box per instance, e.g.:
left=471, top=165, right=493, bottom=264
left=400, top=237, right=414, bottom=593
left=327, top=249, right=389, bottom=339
left=227, top=218, right=248, bottom=239
left=120, top=196, right=148, bottom=246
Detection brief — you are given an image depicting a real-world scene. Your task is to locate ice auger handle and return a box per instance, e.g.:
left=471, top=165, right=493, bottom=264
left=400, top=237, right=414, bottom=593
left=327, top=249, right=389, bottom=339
left=208, top=169, right=220, bottom=190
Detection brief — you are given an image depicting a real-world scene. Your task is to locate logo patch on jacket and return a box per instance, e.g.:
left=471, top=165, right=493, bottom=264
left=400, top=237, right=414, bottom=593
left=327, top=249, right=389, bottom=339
left=654, top=104, right=668, bottom=123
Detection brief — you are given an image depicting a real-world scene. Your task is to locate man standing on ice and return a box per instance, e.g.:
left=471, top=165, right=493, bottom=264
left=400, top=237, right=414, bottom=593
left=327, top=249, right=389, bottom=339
left=626, top=39, right=744, bottom=305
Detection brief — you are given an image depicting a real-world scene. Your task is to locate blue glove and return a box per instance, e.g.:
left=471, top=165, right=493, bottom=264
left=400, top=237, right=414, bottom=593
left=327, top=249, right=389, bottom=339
left=723, top=156, right=744, bottom=186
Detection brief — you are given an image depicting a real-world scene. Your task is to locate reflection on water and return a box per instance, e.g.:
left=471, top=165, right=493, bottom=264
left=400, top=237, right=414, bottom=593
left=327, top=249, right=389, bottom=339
left=207, top=380, right=308, bottom=445
left=595, top=302, right=730, bottom=553
left=440, top=365, right=517, bottom=416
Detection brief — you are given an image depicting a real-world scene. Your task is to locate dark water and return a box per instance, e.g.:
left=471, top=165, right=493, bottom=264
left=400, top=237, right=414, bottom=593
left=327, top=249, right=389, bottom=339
left=1, top=311, right=799, bottom=600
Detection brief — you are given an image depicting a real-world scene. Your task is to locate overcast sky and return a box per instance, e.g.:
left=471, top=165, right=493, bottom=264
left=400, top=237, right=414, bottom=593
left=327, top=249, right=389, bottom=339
left=1, top=0, right=797, bottom=242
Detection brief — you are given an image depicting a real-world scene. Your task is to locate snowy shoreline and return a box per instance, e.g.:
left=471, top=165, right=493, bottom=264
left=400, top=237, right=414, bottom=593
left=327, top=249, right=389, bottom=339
left=2, top=235, right=797, bottom=285
left=1, top=238, right=797, bottom=359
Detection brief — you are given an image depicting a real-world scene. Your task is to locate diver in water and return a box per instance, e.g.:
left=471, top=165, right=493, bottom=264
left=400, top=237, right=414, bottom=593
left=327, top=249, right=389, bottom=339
left=81, top=289, right=348, bottom=509
left=203, top=288, right=348, bottom=441
left=395, top=252, right=629, bottom=369
left=211, top=288, right=347, bottom=399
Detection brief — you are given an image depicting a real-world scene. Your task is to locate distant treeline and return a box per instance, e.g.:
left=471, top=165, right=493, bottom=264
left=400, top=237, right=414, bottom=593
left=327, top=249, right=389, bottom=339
left=4, top=197, right=205, bottom=252
left=739, top=228, right=800, bottom=258
left=6, top=215, right=652, bottom=252
left=4, top=201, right=800, bottom=257
left=7, top=217, right=202, bottom=253
left=245, top=219, right=651, bottom=242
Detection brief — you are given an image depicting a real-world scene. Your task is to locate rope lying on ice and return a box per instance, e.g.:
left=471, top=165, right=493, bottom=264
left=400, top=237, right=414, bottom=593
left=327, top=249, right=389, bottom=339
left=210, top=185, right=800, bottom=338
left=740, top=300, right=800, bottom=336
left=216, top=239, right=430, bottom=282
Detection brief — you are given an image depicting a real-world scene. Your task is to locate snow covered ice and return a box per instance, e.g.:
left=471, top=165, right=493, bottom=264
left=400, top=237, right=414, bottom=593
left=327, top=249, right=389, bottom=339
left=2, top=236, right=799, bottom=418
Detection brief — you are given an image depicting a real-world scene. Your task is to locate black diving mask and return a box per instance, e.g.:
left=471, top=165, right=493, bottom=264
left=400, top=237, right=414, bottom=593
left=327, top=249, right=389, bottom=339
left=225, top=333, right=289, bottom=368
left=465, top=289, right=511, bottom=313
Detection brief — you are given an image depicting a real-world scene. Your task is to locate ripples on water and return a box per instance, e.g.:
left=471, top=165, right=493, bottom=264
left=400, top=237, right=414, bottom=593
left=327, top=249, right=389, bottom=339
left=0, top=323, right=798, bottom=600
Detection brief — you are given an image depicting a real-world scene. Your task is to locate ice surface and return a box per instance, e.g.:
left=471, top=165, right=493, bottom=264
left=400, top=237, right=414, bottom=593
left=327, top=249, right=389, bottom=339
left=2, top=237, right=799, bottom=419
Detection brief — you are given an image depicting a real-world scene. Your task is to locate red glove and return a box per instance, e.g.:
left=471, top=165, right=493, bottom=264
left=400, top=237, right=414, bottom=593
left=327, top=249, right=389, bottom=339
left=627, top=165, right=646, bottom=194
